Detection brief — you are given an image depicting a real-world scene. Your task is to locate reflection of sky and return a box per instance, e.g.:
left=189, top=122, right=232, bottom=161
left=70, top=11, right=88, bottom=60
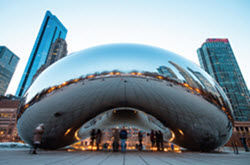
left=26, top=44, right=218, bottom=102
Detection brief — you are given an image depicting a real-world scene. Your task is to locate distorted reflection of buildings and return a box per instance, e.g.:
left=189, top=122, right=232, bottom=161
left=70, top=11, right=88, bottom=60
left=187, top=67, right=217, bottom=95
left=16, top=44, right=235, bottom=151
left=169, top=61, right=201, bottom=89
left=157, top=66, right=178, bottom=79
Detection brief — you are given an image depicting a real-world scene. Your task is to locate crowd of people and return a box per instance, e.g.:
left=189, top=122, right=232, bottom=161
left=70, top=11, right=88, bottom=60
left=89, top=127, right=130, bottom=152
left=90, top=129, right=103, bottom=151
left=89, top=127, right=166, bottom=152
left=31, top=123, right=167, bottom=154
left=150, top=130, right=164, bottom=151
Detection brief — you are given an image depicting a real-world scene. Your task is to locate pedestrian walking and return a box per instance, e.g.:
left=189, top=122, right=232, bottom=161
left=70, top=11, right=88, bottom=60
left=90, top=129, right=96, bottom=147
left=119, top=126, right=128, bottom=152
left=112, top=128, right=120, bottom=152
left=31, top=123, right=44, bottom=154
left=231, top=134, right=239, bottom=154
left=232, top=141, right=238, bottom=154
left=159, top=130, right=164, bottom=151
left=156, top=130, right=160, bottom=151
left=240, top=133, right=249, bottom=152
left=96, top=129, right=102, bottom=151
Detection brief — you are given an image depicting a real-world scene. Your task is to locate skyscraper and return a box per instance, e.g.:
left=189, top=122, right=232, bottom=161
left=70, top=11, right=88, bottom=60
left=197, top=38, right=250, bottom=121
left=16, top=11, right=67, bottom=97
left=0, top=46, right=19, bottom=95
left=46, top=38, right=67, bottom=66
left=32, top=38, right=67, bottom=82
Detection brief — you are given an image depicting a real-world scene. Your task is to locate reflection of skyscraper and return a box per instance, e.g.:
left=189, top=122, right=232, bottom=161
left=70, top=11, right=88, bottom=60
left=0, top=46, right=19, bottom=95
left=169, top=61, right=200, bottom=89
left=157, top=66, right=178, bottom=79
left=187, top=67, right=216, bottom=94
left=197, top=38, right=249, bottom=121
left=16, top=11, right=67, bottom=97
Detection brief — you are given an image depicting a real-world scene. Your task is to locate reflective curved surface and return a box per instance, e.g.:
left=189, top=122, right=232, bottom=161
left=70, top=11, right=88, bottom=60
left=17, top=43, right=234, bottom=151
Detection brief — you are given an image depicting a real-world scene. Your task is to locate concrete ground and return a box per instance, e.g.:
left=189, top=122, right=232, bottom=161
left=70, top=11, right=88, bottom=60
left=0, top=149, right=249, bottom=165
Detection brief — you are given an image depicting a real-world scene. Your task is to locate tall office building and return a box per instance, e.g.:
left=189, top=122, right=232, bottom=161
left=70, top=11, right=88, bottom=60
left=16, top=11, right=67, bottom=97
left=197, top=38, right=250, bottom=121
left=46, top=38, right=67, bottom=66
left=0, top=46, right=19, bottom=95
left=32, top=38, right=67, bottom=82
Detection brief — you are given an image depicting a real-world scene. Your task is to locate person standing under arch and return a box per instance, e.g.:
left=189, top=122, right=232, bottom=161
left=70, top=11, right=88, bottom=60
left=112, top=128, right=120, bottom=152
left=96, top=129, right=102, bottom=151
left=120, top=126, right=128, bottom=152
left=150, top=130, right=156, bottom=148
left=90, top=129, right=96, bottom=148
left=138, top=131, right=143, bottom=151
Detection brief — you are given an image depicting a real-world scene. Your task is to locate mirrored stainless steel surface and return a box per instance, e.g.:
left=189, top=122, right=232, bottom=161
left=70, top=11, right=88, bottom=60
left=17, top=43, right=234, bottom=151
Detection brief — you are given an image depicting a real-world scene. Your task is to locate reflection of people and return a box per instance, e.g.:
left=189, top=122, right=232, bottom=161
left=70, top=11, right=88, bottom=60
left=32, top=123, right=44, bottom=154
left=120, top=126, right=128, bottom=152
left=96, top=129, right=102, bottom=151
left=150, top=130, right=156, bottom=147
left=112, top=129, right=120, bottom=152
left=90, top=129, right=96, bottom=147
left=138, top=131, right=143, bottom=151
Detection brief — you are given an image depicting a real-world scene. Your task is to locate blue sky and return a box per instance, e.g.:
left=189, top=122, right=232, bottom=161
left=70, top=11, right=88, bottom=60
left=1, top=0, right=250, bottom=94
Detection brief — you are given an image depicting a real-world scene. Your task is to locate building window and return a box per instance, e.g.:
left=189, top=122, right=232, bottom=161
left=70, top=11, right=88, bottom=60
left=0, top=129, right=6, bottom=135
left=0, top=113, right=12, bottom=118
left=8, top=129, right=12, bottom=134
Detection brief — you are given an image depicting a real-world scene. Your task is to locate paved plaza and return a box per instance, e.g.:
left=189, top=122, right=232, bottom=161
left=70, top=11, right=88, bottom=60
left=0, top=149, right=249, bottom=165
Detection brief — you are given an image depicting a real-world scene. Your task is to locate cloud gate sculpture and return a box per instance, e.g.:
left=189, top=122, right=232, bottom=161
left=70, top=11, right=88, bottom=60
left=17, top=44, right=234, bottom=151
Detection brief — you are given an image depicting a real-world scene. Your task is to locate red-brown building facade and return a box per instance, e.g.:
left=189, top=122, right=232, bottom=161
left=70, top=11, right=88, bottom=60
left=0, top=98, right=20, bottom=142
left=225, top=121, right=250, bottom=149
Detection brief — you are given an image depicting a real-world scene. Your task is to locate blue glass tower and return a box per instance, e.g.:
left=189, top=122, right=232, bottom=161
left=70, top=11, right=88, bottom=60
left=0, top=46, right=19, bottom=95
left=16, top=11, right=67, bottom=97
left=197, top=38, right=250, bottom=121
